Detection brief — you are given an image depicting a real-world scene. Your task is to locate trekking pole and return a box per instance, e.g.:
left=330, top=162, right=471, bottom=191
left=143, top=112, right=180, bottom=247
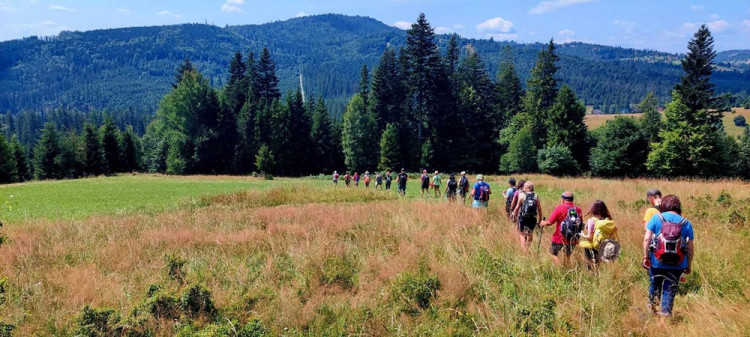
left=537, top=217, right=546, bottom=257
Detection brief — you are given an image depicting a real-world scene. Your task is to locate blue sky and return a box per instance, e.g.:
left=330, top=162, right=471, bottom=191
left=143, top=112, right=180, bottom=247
left=1, top=0, right=749, bottom=52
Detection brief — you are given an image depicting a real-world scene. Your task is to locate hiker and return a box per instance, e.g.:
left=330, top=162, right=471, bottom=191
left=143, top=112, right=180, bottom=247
left=375, top=172, right=383, bottom=189
left=344, top=172, right=351, bottom=187
left=540, top=191, right=583, bottom=266
left=445, top=174, right=458, bottom=202
left=353, top=172, right=360, bottom=187
left=643, top=189, right=662, bottom=230
left=420, top=170, right=430, bottom=197
left=432, top=170, right=442, bottom=198
left=642, top=195, right=694, bottom=318
left=509, top=179, right=527, bottom=220
left=504, top=178, right=518, bottom=217
left=470, top=174, right=491, bottom=208
left=364, top=171, right=372, bottom=188
left=397, top=168, right=408, bottom=196
left=579, top=200, right=620, bottom=269
left=459, top=171, right=470, bottom=205
left=385, top=171, right=392, bottom=190
left=512, top=181, right=542, bottom=253
left=333, top=171, right=340, bottom=186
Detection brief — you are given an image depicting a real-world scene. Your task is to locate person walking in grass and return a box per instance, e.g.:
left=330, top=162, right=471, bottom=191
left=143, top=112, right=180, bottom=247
left=503, top=178, right=518, bottom=217
left=512, top=181, right=542, bottom=253
left=642, top=195, right=694, bottom=318
left=375, top=172, right=383, bottom=190
left=397, top=168, right=408, bottom=196
left=385, top=170, right=392, bottom=190
left=470, top=174, right=491, bottom=209
left=344, top=172, right=351, bottom=187
left=459, top=171, right=470, bottom=205
left=420, top=169, right=430, bottom=197
left=333, top=171, right=340, bottom=186
left=432, top=170, right=442, bottom=198
left=579, top=200, right=620, bottom=269
left=541, top=191, right=583, bottom=266
left=445, top=174, right=458, bottom=202
left=643, top=189, right=662, bottom=230
left=509, top=179, right=527, bottom=221
left=353, top=172, right=360, bottom=187
left=364, top=171, right=372, bottom=188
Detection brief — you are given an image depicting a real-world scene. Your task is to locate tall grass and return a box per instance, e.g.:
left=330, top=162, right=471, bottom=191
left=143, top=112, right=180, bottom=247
left=0, top=175, right=748, bottom=336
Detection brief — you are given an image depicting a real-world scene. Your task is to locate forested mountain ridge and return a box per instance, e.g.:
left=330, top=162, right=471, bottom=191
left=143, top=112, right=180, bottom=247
left=1, top=14, right=748, bottom=116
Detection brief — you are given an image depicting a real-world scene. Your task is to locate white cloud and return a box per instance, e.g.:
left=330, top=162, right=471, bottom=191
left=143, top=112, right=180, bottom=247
left=157, top=10, right=181, bottom=18
left=435, top=26, right=453, bottom=34
left=393, top=21, right=411, bottom=30
left=476, top=17, right=515, bottom=33
left=116, top=8, right=131, bottom=13
left=294, top=11, right=308, bottom=18
left=709, top=13, right=720, bottom=20
left=558, top=29, right=575, bottom=36
left=487, top=33, right=518, bottom=40
left=529, top=0, right=595, bottom=14
left=221, top=0, right=245, bottom=13
left=742, top=20, right=750, bottom=33
left=0, top=2, right=19, bottom=11
left=49, top=4, right=76, bottom=12
left=663, top=20, right=729, bottom=39
left=612, top=19, right=636, bottom=32
left=226, top=0, right=245, bottom=4
left=690, top=5, right=703, bottom=11
left=453, top=24, right=466, bottom=30
left=706, top=19, right=728, bottom=33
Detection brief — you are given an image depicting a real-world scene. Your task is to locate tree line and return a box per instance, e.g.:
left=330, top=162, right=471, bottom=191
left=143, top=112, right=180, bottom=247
left=1, top=14, right=749, bottom=184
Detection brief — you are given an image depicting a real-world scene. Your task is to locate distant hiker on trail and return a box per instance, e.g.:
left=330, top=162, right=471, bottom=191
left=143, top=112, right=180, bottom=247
left=375, top=172, right=383, bottom=189
left=432, top=171, right=442, bottom=198
left=509, top=179, right=527, bottom=220
left=541, top=191, right=583, bottom=266
left=504, top=178, right=518, bottom=217
left=512, top=181, right=542, bottom=253
left=364, top=171, right=372, bottom=188
left=385, top=171, right=392, bottom=190
left=333, top=171, right=340, bottom=186
left=642, top=195, right=694, bottom=318
left=445, top=174, right=458, bottom=202
left=353, top=172, right=360, bottom=187
left=643, top=189, right=662, bottom=230
left=420, top=170, right=430, bottom=197
left=579, top=200, right=620, bottom=269
left=459, top=171, right=470, bottom=205
left=397, top=168, right=408, bottom=196
left=344, top=172, right=351, bottom=187
left=470, top=174, right=491, bottom=209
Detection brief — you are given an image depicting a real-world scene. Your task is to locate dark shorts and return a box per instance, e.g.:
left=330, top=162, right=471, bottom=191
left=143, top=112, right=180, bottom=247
left=550, top=242, right=575, bottom=256
left=398, top=184, right=406, bottom=192
left=421, top=184, right=429, bottom=190
left=518, top=217, right=537, bottom=233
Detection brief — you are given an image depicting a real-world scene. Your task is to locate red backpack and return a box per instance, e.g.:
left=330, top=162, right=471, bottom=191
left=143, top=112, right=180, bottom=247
left=652, top=214, right=688, bottom=265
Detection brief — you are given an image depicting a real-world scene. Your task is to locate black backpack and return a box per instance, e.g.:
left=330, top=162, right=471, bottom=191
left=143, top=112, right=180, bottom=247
left=560, top=206, right=583, bottom=242
left=422, top=175, right=430, bottom=185
left=505, top=187, right=518, bottom=208
left=448, top=179, right=458, bottom=191
left=520, top=192, right=537, bottom=219
left=460, top=177, right=469, bottom=190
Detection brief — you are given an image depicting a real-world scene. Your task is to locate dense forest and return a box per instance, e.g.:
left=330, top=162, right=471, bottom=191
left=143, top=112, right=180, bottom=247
left=1, top=14, right=749, bottom=185
left=1, top=14, right=749, bottom=119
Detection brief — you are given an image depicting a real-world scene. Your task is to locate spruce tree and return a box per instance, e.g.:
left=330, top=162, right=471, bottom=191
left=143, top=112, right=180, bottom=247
left=445, top=34, right=460, bottom=79
left=172, top=59, right=195, bottom=89
left=455, top=50, right=495, bottom=171
left=310, top=97, right=335, bottom=174
left=268, top=100, right=292, bottom=175
left=57, top=130, right=84, bottom=179
left=674, top=24, right=720, bottom=124
left=524, top=39, right=560, bottom=148
left=737, top=126, right=750, bottom=178
left=10, top=136, right=30, bottom=182
left=100, top=117, right=122, bottom=175
left=341, top=94, right=378, bottom=172
left=545, top=85, right=589, bottom=169
left=495, top=46, right=524, bottom=128
left=0, top=134, right=17, bottom=184
left=638, top=92, right=662, bottom=145
left=285, top=89, right=312, bottom=175
left=34, top=123, right=62, bottom=180
left=234, top=92, right=259, bottom=174
left=224, top=51, right=248, bottom=115
left=256, top=48, right=281, bottom=103
left=82, top=122, right=105, bottom=176
left=378, top=123, right=399, bottom=172
left=359, top=64, right=370, bottom=111
left=120, top=126, right=140, bottom=172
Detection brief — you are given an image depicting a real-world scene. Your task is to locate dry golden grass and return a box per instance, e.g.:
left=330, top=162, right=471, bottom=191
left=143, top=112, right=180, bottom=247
left=585, top=108, right=750, bottom=138
left=0, top=177, right=748, bottom=336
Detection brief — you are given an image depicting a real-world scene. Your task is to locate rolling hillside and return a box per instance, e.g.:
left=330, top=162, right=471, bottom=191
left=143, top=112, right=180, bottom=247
left=1, top=14, right=748, bottom=116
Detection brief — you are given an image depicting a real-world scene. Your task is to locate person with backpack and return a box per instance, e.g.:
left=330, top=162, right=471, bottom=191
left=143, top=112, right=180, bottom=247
left=643, top=189, right=662, bottom=230
left=420, top=170, right=430, bottom=197
left=375, top=172, right=383, bottom=190
left=432, top=170, right=442, bottom=198
left=470, top=174, right=491, bottom=209
left=363, top=171, right=372, bottom=188
left=504, top=178, right=518, bottom=217
left=385, top=171, right=392, bottom=190
left=512, top=181, right=543, bottom=253
left=344, top=172, right=351, bottom=187
left=579, top=200, right=620, bottom=269
left=397, top=168, right=408, bottom=197
left=459, top=171, right=470, bottom=205
left=541, top=191, right=583, bottom=266
left=642, top=195, right=694, bottom=318
left=353, top=172, right=360, bottom=187
left=509, top=179, right=527, bottom=221
left=445, top=174, right=458, bottom=202
left=333, top=171, right=340, bottom=186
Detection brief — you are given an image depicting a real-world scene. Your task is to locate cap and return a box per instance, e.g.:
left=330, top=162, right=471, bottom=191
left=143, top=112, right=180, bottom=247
left=509, top=178, right=516, bottom=184
left=647, top=189, right=662, bottom=198
left=476, top=174, right=484, bottom=181
left=461, top=171, right=466, bottom=175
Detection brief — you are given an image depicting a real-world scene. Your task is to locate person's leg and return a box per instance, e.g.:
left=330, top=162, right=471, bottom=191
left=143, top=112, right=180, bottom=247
left=648, top=268, right=664, bottom=314
left=660, top=269, right=682, bottom=316
left=549, top=243, right=563, bottom=265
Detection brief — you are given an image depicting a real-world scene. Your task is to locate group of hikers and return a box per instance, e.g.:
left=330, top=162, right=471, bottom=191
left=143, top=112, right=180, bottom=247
left=331, top=170, right=695, bottom=318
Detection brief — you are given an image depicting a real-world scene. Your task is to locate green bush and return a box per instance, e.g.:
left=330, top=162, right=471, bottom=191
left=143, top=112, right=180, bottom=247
left=145, top=291, right=180, bottom=320
left=0, top=322, right=14, bottom=337
left=75, top=305, right=122, bottom=337
left=734, top=115, right=747, bottom=127
left=165, top=254, right=186, bottom=283
left=180, top=284, right=216, bottom=318
left=392, top=264, right=441, bottom=315
left=320, top=255, right=359, bottom=290
left=537, top=145, right=580, bottom=176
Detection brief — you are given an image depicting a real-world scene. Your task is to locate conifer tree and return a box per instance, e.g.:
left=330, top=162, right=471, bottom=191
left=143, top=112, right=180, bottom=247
left=82, top=122, right=105, bottom=176
left=234, top=91, right=259, bottom=174
left=546, top=85, right=589, bottom=169
left=11, top=136, right=30, bottom=182
left=100, top=117, right=122, bottom=174
left=359, top=64, right=370, bottom=111
left=494, top=46, right=524, bottom=128
left=674, top=24, right=720, bottom=124
left=737, top=126, right=750, bottom=178
left=0, top=134, right=17, bottom=184
left=256, top=48, right=281, bottom=103
left=524, top=39, right=560, bottom=148
left=57, top=130, right=84, bottom=179
left=224, top=51, right=248, bottom=115
left=34, top=123, right=62, bottom=180
left=638, top=92, right=662, bottom=145
left=310, top=97, right=335, bottom=174
left=172, top=59, right=195, bottom=89
left=120, top=126, right=140, bottom=172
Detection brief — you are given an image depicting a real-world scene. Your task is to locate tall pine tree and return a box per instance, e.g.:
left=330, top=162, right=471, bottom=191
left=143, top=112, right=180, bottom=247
left=310, top=97, right=335, bottom=174
left=638, top=92, right=662, bottom=145
left=0, top=134, right=17, bottom=184
left=224, top=51, right=248, bottom=115
left=545, top=85, right=589, bottom=170
left=11, top=136, right=30, bottom=182
left=494, top=46, right=524, bottom=129
left=82, top=122, right=105, bottom=176
left=34, top=123, right=62, bottom=180
left=100, top=117, right=122, bottom=175
left=524, top=39, right=560, bottom=149
left=256, top=48, right=281, bottom=104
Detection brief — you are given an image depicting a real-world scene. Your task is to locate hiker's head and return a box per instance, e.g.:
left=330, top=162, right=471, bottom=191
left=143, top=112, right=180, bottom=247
left=561, top=191, right=574, bottom=203
left=517, top=180, right=527, bottom=192
left=586, top=200, right=612, bottom=220
left=450, top=174, right=455, bottom=180
left=461, top=171, right=466, bottom=176
left=647, top=189, right=662, bottom=206
left=659, top=195, right=682, bottom=215
left=401, top=168, right=405, bottom=173
left=423, top=169, right=427, bottom=174
left=523, top=181, right=534, bottom=192
left=508, top=178, right=516, bottom=187
left=476, top=174, right=484, bottom=181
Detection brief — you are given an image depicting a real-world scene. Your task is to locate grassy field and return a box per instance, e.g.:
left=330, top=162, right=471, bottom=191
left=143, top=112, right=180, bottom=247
left=584, top=108, right=750, bottom=138
left=0, top=174, right=748, bottom=336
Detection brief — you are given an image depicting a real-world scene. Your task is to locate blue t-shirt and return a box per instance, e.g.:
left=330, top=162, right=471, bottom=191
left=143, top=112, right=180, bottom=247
left=505, top=187, right=515, bottom=198
left=647, top=212, right=695, bottom=270
left=472, top=181, right=490, bottom=200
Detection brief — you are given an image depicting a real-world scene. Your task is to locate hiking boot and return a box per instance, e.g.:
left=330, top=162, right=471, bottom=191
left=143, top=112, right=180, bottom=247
left=647, top=301, right=658, bottom=315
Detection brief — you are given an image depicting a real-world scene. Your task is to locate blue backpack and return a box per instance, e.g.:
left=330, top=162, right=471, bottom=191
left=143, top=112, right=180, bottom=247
left=474, top=182, right=490, bottom=201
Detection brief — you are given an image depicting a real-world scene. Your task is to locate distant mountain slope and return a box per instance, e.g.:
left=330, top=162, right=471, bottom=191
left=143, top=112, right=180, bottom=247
left=1, top=14, right=748, bottom=116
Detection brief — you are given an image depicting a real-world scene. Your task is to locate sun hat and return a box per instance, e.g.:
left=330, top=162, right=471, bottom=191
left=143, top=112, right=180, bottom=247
left=476, top=174, right=484, bottom=180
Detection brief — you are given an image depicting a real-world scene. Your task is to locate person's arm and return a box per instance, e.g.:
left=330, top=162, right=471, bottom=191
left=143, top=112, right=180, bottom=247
left=512, top=196, right=521, bottom=218
left=581, top=218, right=595, bottom=241
left=642, top=229, right=653, bottom=269
left=685, top=239, right=694, bottom=274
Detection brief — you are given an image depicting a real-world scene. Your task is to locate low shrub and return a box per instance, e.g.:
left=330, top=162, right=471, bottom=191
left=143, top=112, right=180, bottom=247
left=74, top=305, right=122, bottom=337
left=180, top=284, right=216, bottom=318
left=391, top=263, right=441, bottom=315
left=165, top=254, right=186, bottom=283
left=320, top=255, right=359, bottom=290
